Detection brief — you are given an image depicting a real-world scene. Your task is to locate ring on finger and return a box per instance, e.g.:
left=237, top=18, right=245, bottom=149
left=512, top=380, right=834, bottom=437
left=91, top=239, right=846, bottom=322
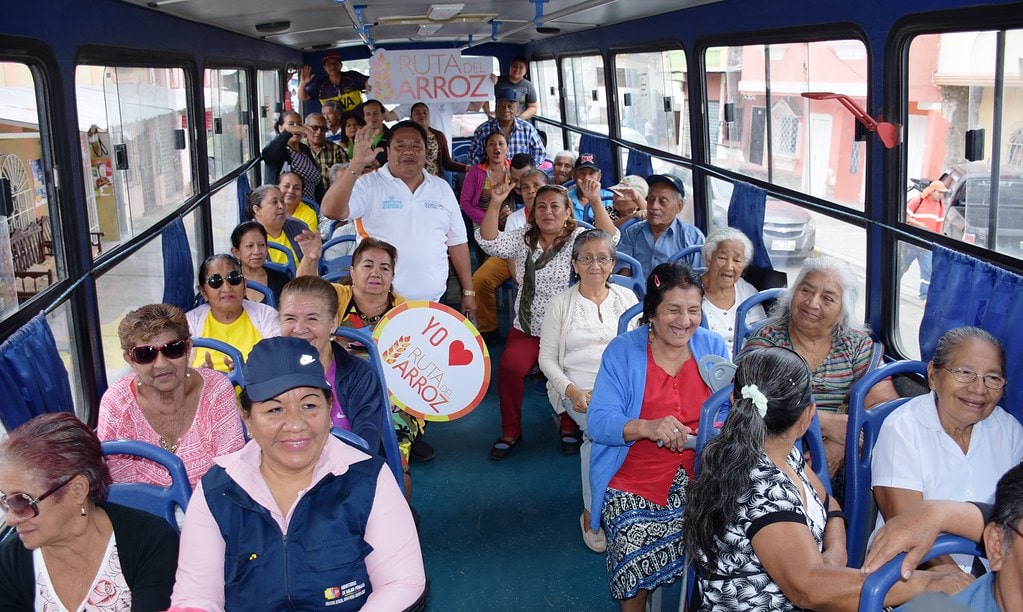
left=672, top=427, right=679, bottom=433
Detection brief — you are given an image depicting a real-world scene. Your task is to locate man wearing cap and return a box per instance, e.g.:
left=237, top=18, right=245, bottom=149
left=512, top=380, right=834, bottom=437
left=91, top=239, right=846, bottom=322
left=298, top=53, right=370, bottom=114
left=566, top=153, right=615, bottom=222
left=900, top=179, right=948, bottom=300
left=467, top=87, right=546, bottom=166
left=619, top=174, right=705, bottom=276
left=320, top=120, right=476, bottom=319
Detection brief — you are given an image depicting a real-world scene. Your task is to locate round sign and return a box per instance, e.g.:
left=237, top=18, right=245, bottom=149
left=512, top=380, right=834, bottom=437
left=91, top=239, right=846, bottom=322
left=372, top=301, right=491, bottom=422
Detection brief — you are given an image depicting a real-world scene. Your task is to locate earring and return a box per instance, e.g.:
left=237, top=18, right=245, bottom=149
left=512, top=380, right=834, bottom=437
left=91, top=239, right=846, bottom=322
left=80, top=505, right=87, bottom=517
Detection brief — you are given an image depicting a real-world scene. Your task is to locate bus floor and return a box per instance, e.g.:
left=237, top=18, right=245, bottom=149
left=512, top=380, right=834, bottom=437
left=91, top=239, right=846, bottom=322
left=412, top=347, right=618, bottom=611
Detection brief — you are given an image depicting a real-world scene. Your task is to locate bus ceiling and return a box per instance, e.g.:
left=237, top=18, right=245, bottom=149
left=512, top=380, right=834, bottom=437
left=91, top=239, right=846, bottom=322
left=128, top=0, right=724, bottom=51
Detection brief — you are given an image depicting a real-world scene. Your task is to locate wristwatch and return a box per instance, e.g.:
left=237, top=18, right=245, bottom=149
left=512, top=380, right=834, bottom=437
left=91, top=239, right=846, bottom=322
left=462, top=290, right=477, bottom=297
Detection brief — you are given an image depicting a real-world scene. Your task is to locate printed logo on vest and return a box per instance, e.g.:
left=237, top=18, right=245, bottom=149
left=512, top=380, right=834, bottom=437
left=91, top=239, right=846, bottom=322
left=324, top=580, right=368, bottom=606
left=423, top=200, right=444, bottom=210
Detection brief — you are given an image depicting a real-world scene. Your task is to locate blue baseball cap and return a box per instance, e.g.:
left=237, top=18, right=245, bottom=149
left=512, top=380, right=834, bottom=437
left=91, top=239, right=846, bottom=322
left=243, top=337, right=331, bottom=402
left=495, top=86, right=519, bottom=102
left=646, top=174, right=686, bottom=199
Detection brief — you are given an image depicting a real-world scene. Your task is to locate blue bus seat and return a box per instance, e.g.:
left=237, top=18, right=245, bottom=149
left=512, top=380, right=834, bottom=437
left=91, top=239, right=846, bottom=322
left=616, top=302, right=644, bottom=336
left=331, top=426, right=370, bottom=452
left=101, top=440, right=193, bottom=532
left=245, top=280, right=275, bottom=308
left=860, top=535, right=983, bottom=611
left=611, top=251, right=645, bottom=299
left=191, top=337, right=246, bottom=388
left=301, top=196, right=321, bottom=217
left=732, top=288, right=786, bottom=359
left=695, top=384, right=832, bottom=493
left=667, top=245, right=702, bottom=267
left=615, top=251, right=645, bottom=283
left=844, top=359, right=927, bottom=567
left=319, top=235, right=357, bottom=278
left=333, top=326, right=404, bottom=488
left=617, top=217, right=639, bottom=232
left=266, top=242, right=297, bottom=278
left=575, top=218, right=595, bottom=230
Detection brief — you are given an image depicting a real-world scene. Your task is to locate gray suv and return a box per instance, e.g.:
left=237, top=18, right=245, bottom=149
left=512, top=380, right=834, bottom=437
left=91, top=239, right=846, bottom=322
left=941, top=162, right=1023, bottom=257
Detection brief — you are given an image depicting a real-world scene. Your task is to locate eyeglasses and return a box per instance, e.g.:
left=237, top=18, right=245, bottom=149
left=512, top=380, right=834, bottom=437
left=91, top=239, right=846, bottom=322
left=942, top=366, right=1007, bottom=390
left=307, top=125, right=328, bottom=132
left=0, top=475, right=75, bottom=519
left=576, top=255, right=614, bottom=266
left=204, top=271, right=245, bottom=289
left=129, top=338, right=189, bottom=364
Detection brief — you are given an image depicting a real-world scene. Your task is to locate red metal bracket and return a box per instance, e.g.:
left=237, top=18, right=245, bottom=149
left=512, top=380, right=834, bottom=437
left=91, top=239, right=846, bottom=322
left=801, top=92, right=900, bottom=149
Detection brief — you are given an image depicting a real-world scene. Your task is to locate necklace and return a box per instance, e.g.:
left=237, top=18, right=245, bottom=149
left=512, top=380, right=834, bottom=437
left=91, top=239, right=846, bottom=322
left=353, top=296, right=392, bottom=326
left=158, top=436, right=179, bottom=454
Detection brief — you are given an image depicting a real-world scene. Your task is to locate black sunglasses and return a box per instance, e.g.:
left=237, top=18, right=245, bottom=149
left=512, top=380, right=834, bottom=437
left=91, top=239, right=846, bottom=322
left=129, top=338, right=189, bottom=364
left=204, top=271, right=245, bottom=289
left=0, top=475, right=75, bottom=519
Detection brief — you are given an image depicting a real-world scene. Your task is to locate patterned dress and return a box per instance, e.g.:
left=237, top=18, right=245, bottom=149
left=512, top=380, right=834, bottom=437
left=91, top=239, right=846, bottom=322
left=697, top=448, right=827, bottom=611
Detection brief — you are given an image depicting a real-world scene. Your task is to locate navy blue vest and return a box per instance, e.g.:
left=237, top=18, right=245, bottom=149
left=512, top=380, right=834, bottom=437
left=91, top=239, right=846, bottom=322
left=202, top=450, right=384, bottom=610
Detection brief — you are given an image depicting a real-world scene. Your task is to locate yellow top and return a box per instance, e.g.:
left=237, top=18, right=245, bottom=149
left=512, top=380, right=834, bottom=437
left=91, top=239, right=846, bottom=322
left=266, top=231, right=298, bottom=265
left=194, top=310, right=262, bottom=373
left=291, top=202, right=319, bottom=233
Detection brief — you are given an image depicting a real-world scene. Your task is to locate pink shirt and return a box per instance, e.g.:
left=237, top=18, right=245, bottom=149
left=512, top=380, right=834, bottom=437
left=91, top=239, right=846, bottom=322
left=98, top=368, right=245, bottom=489
left=171, top=437, right=425, bottom=612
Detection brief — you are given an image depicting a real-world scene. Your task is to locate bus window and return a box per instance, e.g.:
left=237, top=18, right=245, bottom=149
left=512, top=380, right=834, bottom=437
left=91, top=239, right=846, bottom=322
left=705, top=40, right=868, bottom=211
left=95, top=207, right=201, bottom=384
left=0, top=61, right=64, bottom=318
left=907, top=30, right=1023, bottom=259
left=895, top=239, right=928, bottom=359
left=613, top=50, right=689, bottom=159
left=531, top=59, right=564, bottom=154
left=206, top=67, right=251, bottom=181
left=74, top=65, right=193, bottom=256
left=563, top=55, right=607, bottom=133
left=256, top=69, right=282, bottom=149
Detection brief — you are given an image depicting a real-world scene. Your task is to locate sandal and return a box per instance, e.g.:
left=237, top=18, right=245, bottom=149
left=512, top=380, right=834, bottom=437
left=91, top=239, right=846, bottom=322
left=489, top=436, right=522, bottom=460
left=560, top=432, right=581, bottom=455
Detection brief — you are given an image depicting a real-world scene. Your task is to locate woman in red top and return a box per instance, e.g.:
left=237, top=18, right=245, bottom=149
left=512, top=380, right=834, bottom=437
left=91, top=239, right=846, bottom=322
left=587, top=262, right=729, bottom=611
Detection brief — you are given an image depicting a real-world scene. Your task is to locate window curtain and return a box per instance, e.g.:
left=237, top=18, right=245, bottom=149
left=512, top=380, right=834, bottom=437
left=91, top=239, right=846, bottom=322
left=922, top=245, right=1023, bottom=423
left=161, top=217, right=194, bottom=312
left=0, top=313, right=74, bottom=431
left=726, top=181, right=773, bottom=270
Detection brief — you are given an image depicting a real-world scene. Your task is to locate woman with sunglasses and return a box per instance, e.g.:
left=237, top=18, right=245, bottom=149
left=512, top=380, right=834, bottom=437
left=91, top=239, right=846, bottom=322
left=0, top=413, right=179, bottom=610
left=98, top=303, right=244, bottom=489
left=476, top=178, right=618, bottom=460
left=186, top=254, right=281, bottom=374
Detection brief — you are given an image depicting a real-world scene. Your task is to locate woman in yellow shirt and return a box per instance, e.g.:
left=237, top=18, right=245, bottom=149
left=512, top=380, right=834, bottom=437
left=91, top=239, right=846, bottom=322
left=248, top=185, right=308, bottom=267
left=278, top=171, right=319, bottom=232
left=185, top=254, right=280, bottom=373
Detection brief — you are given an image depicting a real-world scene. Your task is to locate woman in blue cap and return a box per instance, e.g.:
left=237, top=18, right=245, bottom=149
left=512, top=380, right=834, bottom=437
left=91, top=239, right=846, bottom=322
left=170, top=336, right=425, bottom=611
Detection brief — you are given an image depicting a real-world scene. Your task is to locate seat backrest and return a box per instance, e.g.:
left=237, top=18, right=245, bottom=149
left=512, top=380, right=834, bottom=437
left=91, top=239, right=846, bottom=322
left=667, top=245, right=702, bottom=267
left=610, top=274, right=645, bottom=301
left=844, top=359, right=927, bottom=567
left=333, top=326, right=404, bottom=488
left=246, top=280, right=276, bottom=308
left=617, top=302, right=644, bottom=336
left=191, top=337, right=246, bottom=388
left=575, top=218, right=595, bottom=230
left=860, top=535, right=983, bottom=611
left=615, top=252, right=645, bottom=284
left=331, top=426, right=370, bottom=452
left=695, top=384, right=832, bottom=493
left=732, top=288, right=786, bottom=359
left=319, top=235, right=357, bottom=278
left=101, top=440, right=193, bottom=532
left=266, top=242, right=297, bottom=277
left=301, top=196, right=321, bottom=217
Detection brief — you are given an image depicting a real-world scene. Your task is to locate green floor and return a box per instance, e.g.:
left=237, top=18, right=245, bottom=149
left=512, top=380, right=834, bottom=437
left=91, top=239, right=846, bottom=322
left=412, top=351, right=618, bottom=611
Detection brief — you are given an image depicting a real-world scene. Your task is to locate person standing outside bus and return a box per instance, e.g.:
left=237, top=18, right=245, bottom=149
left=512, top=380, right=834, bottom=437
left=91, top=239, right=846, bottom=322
left=298, top=52, right=369, bottom=115
left=490, top=56, right=539, bottom=121
left=900, top=179, right=948, bottom=301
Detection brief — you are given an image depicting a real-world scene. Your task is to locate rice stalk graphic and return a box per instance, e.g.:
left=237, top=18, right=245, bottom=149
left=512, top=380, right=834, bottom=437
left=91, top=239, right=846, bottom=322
left=382, top=335, right=411, bottom=364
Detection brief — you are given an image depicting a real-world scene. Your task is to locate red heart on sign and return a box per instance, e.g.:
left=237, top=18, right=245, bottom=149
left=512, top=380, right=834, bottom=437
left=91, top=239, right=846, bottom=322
left=448, top=340, right=474, bottom=366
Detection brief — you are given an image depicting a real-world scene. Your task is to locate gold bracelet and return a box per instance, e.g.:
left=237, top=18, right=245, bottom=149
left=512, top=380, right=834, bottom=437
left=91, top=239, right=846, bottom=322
left=462, top=290, right=476, bottom=297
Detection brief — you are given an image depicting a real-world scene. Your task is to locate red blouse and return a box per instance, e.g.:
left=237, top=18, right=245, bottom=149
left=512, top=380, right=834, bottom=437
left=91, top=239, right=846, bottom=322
left=608, top=347, right=710, bottom=505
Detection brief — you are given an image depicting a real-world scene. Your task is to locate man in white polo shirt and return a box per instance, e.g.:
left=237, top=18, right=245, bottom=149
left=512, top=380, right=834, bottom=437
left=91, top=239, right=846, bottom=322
left=321, top=120, right=476, bottom=318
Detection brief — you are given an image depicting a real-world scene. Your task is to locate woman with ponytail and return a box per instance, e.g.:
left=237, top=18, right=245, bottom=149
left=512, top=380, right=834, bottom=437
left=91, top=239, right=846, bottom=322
left=685, top=347, right=972, bottom=610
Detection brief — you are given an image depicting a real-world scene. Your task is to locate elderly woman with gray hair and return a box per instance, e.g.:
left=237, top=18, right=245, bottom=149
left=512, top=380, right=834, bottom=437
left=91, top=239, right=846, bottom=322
left=538, top=229, right=639, bottom=553
left=738, top=255, right=898, bottom=477
left=701, top=227, right=766, bottom=352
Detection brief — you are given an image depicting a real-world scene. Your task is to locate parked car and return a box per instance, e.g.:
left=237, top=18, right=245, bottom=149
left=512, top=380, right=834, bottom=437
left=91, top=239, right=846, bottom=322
left=710, top=181, right=816, bottom=265
left=941, top=162, right=1023, bottom=257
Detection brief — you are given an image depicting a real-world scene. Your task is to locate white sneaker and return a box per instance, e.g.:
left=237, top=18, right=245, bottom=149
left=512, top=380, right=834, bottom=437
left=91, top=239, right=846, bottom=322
left=581, top=513, right=607, bottom=553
